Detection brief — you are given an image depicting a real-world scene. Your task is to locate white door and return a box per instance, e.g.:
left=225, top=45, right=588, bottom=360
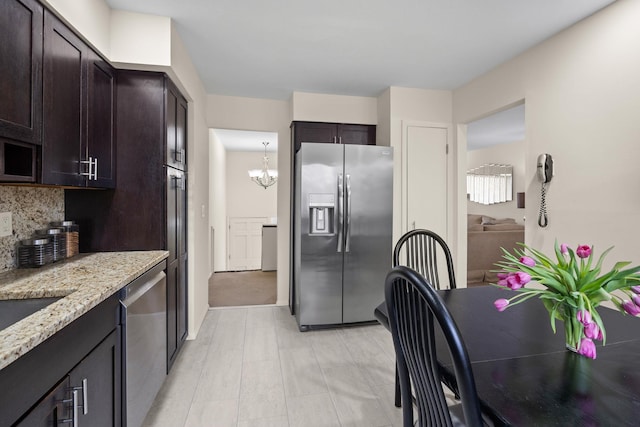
left=403, top=123, right=450, bottom=239
left=228, top=217, right=267, bottom=270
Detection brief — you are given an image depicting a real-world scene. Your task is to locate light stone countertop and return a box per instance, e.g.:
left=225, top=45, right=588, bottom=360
left=0, top=251, right=168, bottom=371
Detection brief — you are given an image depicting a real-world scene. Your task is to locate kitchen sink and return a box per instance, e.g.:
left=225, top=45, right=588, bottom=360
left=0, top=297, right=62, bottom=330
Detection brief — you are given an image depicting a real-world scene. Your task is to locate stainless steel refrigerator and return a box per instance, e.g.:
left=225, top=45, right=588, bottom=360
left=293, top=143, right=393, bottom=330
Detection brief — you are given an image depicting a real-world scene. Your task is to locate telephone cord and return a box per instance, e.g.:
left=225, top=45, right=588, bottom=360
left=538, top=182, right=548, bottom=228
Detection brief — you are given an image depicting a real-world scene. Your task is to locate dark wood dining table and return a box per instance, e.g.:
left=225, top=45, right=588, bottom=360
left=375, top=286, right=640, bottom=426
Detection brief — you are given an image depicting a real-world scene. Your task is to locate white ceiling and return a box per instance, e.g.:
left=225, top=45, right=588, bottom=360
left=213, top=129, right=278, bottom=152
left=467, top=103, right=525, bottom=151
left=105, top=0, right=615, bottom=100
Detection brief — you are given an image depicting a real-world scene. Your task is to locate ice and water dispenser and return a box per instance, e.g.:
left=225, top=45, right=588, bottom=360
left=308, top=194, right=335, bottom=235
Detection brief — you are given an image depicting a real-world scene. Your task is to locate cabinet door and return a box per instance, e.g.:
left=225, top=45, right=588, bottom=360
left=0, top=0, right=43, bottom=146
left=165, top=81, right=188, bottom=170
left=176, top=95, right=188, bottom=171
left=292, top=122, right=337, bottom=152
left=86, top=51, right=116, bottom=188
left=178, top=254, right=188, bottom=346
left=69, top=328, right=121, bottom=427
left=166, top=259, right=179, bottom=370
left=42, top=10, right=87, bottom=186
left=16, top=377, right=71, bottom=426
left=338, top=124, right=376, bottom=146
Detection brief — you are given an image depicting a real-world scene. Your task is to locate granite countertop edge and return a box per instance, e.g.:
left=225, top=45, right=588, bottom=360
left=0, top=250, right=169, bottom=371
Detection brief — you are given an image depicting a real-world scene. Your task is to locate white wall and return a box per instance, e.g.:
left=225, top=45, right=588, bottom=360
left=466, top=141, right=525, bottom=224
left=209, top=130, right=227, bottom=274
left=226, top=152, right=278, bottom=219
left=292, top=92, right=378, bottom=124
left=110, top=11, right=171, bottom=66
left=44, top=0, right=111, bottom=56
left=46, top=1, right=211, bottom=339
left=454, top=0, right=640, bottom=267
left=207, top=94, right=291, bottom=305
left=384, top=87, right=453, bottom=256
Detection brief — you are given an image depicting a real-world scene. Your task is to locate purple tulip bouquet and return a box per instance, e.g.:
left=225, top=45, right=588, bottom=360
left=492, top=241, right=640, bottom=359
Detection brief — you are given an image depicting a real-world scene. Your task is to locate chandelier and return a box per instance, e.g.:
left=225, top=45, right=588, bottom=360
left=248, top=142, right=278, bottom=189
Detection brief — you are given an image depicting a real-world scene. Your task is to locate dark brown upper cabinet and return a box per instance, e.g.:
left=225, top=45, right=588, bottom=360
left=86, top=51, right=116, bottom=188
left=41, top=10, right=115, bottom=188
left=0, top=0, right=42, bottom=183
left=166, top=81, right=188, bottom=171
left=291, top=121, right=376, bottom=152
left=0, top=0, right=43, bottom=146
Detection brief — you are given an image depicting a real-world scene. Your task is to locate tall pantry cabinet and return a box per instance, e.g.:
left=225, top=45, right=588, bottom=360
left=65, top=70, right=188, bottom=371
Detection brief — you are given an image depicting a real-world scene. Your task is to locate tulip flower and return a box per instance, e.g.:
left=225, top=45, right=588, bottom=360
left=577, top=309, right=592, bottom=325
left=578, top=338, right=597, bottom=359
left=633, top=294, right=640, bottom=308
left=519, top=256, right=536, bottom=267
left=494, top=299, right=509, bottom=312
left=496, top=272, right=509, bottom=280
left=560, top=243, right=569, bottom=254
left=631, top=285, right=640, bottom=295
left=506, top=272, right=531, bottom=290
left=584, top=322, right=602, bottom=341
left=622, top=300, right=640, bottom=316
left=576, top=245, right=592, bottom=259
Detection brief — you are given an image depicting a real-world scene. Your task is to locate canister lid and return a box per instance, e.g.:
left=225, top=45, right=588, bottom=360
left=19, top=238, right=51, bottom=246
left=36, top=227, right=64, bottom=235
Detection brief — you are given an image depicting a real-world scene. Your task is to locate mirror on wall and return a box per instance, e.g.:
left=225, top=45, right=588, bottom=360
left=466, top=163, right=513, bottom=205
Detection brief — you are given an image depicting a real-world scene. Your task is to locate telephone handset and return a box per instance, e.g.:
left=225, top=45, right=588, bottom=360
left=537, top=154, right=553, bottom=227
left=537, top=154, right=554, bottom=183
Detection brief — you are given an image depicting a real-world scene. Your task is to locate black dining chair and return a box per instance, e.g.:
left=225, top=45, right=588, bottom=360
left=393, top=229, right=457, bottom=291
left=385, top=265, right=483, bottom=427
left=387, top=229, right=457, bottom=408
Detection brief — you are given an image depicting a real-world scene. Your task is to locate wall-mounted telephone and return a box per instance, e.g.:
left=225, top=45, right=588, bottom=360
left=536, top=154, right=553, bottom=227
left=537, top=154, right=554, bottom=183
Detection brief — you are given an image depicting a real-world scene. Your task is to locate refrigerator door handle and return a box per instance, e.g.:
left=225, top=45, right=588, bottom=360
left=345, top=174, right=352, bottom=252
left=337, top=173, right=344, bottom=253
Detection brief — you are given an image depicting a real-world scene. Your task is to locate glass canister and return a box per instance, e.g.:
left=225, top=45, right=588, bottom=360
left=17, top=238, right=54, bottom=268
left=35, top=227, right=67, bottom=262
left=50, top=220, right=79, bottom=258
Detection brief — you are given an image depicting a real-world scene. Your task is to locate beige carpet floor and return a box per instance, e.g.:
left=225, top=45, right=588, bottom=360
left=208, top=270, right=277, bottom=307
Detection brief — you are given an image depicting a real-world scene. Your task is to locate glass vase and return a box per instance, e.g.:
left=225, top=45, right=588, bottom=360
left=563, top=310, right=581, bottom=353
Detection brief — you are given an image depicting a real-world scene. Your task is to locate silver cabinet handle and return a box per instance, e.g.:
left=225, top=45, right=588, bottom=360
left=175, top=148, right=186, bottom=164
left=339, top=136, right=342, bottom=144
left=81, top=378, right=88, bottom=415
left=61, top=389, right=79, bottom=426
left=80, top=157, right=98, bottom=180
left=345, top=174, right=351, bottom=252
left=173, top=175, right=186, bottom=190
left=337, top=173, right=343, bottom=253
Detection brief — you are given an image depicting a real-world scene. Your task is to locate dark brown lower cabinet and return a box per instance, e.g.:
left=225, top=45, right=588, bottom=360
left=0, top=295, right=121, bottom=426
left=15, top=377, right=71, bottom=426
left=68, top=328, right=121, bottom=427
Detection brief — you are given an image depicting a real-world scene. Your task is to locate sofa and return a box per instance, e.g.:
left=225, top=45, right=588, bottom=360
left=467, top=214, right=524, bottom=287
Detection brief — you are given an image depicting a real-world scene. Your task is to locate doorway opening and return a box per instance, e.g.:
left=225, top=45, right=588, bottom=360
left=209, top=129, right=278, bottom=307
left=465, top=102, right=525, bottom=288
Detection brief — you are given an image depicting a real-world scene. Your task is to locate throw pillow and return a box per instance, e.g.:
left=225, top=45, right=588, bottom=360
left=481, top=216, right=516, bottom=225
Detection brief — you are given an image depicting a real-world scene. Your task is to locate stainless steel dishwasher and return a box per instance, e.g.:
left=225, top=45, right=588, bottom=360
left=120, top=261, right=167, bottom=427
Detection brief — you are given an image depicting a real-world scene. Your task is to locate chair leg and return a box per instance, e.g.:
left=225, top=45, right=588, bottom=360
left=395, top=364, right=401, bottom=407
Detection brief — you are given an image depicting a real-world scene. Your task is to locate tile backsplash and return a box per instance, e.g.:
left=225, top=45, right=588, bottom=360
left=0, top=186, right=64, bottom=272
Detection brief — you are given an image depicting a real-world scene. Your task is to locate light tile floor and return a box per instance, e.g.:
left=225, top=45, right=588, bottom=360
left=143, top=305, right=404, bottom=427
